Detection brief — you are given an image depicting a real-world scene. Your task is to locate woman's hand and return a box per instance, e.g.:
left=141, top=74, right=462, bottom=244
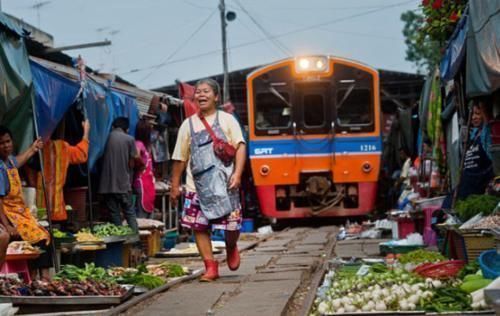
left=228, top=173, right=241, bottom=190
left=6, top=225, right=18, bottom=238
left=31, top=137, right=43, bottom=153
left=170, top=186, right=182, bottom=205
left=82, top=120, right=91, bottom=140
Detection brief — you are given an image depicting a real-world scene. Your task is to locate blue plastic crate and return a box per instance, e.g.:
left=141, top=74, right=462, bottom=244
left=479, top=249, right=500, bottom=279
left=95, top=241, right=124, bottom=268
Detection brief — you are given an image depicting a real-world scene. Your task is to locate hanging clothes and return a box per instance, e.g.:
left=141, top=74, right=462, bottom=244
left=457, top=127, right=494, bottom=199
left=1, top=158, right=50, bottom=244
left=133, top=141, right=155, bottom=214
left=36, top=139, right=89, bottom=221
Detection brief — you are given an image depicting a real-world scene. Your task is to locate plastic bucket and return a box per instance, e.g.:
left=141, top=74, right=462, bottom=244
left=163, top=231, right=178, bottom=250
left=491, top=145, right=500, bottom=176
left=479, top=249, right=500, bottom=279
left=241, top=218, right=254, bottom=233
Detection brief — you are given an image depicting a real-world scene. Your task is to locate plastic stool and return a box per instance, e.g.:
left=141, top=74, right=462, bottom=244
left=0, top=259, right=31, bottom=283
left=423, top=206, right=440, bottom=246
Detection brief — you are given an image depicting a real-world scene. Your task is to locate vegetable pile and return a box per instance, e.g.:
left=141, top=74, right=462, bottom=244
left=111, top=265, right=165, bottom=290
left=455, top=194, right=499, bottom=221
left=398, top=249, right=445, bottom=265
left=53, top=229, right=69, bottom=238
left=0, top=278, right=126, bottom=296
left=312, top=253, right=498, bottom=315
left=92, top=223, right=134, bottom=237
left=75, top=228, right=102, bottom=242
left=55, top=263, right=113, bottom=282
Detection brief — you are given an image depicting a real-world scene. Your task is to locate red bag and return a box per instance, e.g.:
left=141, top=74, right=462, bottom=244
left=199, top=114, right=236, bottom=165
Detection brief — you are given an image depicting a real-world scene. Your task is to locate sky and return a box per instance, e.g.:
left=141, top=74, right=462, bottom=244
left=3, top=0, right=420, bottom=90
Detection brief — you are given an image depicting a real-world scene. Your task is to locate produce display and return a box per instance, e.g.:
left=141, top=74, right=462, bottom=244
left=455, top=194, right=499, bottom=221
left=111, top=265, right=165, bottom=290
left=0, top=278, right=126, bottom=296
left=398, top=249, right=445, bottom=265
left=145, top=263, right=187, bottom=278
left=75, top=228, right=103, bottom=242
left=55, top=263, right=114, bottom=282
left=312, top=252, right=497, bottom=315
left=468, top=214, right=500, bottom=229
left=92, top=223, right=134, bottom=237
left=53, top=229, right=69, bottom=238
left=7, top=241, right=39, bottom=255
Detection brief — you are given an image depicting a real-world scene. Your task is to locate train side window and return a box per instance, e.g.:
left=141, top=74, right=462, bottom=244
left=336, top=88, right=372, bottom=126
left=303, top=94, right=325, bottom=127
left=255, top=92, right=291, bottom=132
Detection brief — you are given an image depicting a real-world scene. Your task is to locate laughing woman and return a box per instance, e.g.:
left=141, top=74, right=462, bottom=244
left=170, top=79, right=246, bottom=282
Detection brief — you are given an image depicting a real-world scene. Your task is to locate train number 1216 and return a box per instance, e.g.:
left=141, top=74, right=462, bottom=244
left=360, top=144, right=377, bottom=152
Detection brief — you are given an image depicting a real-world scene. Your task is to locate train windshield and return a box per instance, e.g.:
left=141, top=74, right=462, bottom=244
left=255, top=91, right=292, bottom=133
left=335, top=64, right=374, bottom=132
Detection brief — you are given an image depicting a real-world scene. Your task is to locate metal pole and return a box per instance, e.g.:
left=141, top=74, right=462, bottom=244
left=219, top=0, right=230, bottom=104
left=31, top=107, right=60, bottom=272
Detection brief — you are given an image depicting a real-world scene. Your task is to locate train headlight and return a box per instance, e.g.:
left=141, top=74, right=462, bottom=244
left=295, top=56, right=329, bottom=73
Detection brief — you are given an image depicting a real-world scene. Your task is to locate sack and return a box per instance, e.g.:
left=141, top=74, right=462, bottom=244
left=199, top=113, right=236, bottom=165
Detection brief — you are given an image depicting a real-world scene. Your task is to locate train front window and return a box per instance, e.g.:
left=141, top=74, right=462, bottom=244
left=337, top=88, right=372, bottom=125
left=255, top=92, right=291, bottom=133
left=303, top=94, right=325, bottom=127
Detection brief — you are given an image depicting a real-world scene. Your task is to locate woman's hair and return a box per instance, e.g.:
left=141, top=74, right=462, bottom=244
left=0, top=126, right=12, bottom=139
left=135, top=119, right=152, bottom=148
left=195, top=78, right=220, bottom=99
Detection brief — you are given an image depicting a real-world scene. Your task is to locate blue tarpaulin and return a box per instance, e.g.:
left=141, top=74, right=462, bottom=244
left=440, top=13, right=468, bottom=82
left=107, top=89, right=139, bottom=137
left=30, top=60, right=81, bottom=141
left=83, top=80, right=140, bottom=169
left=84, top=80, right=113, bottom=169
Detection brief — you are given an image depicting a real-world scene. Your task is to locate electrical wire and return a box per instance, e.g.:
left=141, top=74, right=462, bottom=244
left=233, top=0, right=293, bottom=57
left=121, top=0, right=415, bottom=77
left=137, top=8, right=217, bottom=84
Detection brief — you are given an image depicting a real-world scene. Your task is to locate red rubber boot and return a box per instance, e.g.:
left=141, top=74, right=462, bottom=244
left=226, top=246, right=240, bottom=271
left=200, top=259, right=219, bottom=282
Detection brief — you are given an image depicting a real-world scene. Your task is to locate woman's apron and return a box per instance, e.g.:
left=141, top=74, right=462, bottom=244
left=134, top=141, right=155, bottom=213
left=458, top=130, right=494, bottom=199
left=189, top=111, right=240, bottom=220
left=2, top=159, right=50, bottom=245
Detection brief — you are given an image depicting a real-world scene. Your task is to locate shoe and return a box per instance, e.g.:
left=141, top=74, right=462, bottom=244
left=226, top=246, right=240, bottom=271
left=200, top=259, right=219, bottom=282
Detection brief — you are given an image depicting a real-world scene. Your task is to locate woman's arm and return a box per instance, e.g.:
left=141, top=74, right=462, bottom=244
left=169, top=161, right=187, bottom=204
left=16, top=138, right=43, bottom=168
left=229, top=143, right=246, bottom=190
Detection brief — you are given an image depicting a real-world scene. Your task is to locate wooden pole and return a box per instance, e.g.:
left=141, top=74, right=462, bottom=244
left=31, top=104, right=60, bottom=272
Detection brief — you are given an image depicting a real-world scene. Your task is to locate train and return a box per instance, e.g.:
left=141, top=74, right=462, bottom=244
left=246, top=56, right=382, bottom=219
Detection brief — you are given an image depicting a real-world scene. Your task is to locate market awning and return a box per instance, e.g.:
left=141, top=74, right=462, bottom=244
left=31, top=60, right=81, bottom=141
left=440, top=13, right=468, bottom=82
left=0, top=12, right=34, bottom=151
left=466, top=1, right=500, bottom=97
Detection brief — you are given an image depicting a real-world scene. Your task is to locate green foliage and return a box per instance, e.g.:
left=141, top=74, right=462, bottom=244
left=455, top=195, right=500, bottom=221
left=401, top=10, right=441, bottom=74
left=55, top=263, right=114, bottom=282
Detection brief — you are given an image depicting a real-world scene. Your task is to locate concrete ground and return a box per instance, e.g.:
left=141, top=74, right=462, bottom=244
left=122, top=227, right=340, bottom=316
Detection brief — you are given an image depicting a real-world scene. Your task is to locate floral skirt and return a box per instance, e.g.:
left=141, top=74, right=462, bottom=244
left=180, top=192, right=242, bottom=232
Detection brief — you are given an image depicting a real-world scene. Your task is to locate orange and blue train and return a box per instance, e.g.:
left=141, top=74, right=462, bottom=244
left=246, top=56, right=381, bottom=219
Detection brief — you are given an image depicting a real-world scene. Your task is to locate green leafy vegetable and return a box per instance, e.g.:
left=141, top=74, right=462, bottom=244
left=55, top=263, right=114, bottom=282
left=398, top=249, right=445, bottom=265
left=92, top=223, right=134, bottom=237
left=455, top=195, right=500, bottom=221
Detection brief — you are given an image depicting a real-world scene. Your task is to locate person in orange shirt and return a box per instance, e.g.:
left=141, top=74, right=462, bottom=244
left=36, top=120, right=90, bottom=222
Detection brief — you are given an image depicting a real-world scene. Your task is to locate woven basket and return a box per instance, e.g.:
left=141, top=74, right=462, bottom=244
left=461, top=232, right=495, bottom=262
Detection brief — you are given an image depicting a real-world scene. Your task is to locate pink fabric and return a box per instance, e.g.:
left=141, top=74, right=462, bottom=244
left=134, top=141, right=155, bottom=213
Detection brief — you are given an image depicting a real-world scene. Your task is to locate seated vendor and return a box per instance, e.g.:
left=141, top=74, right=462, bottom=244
left=0, top=126, right=51, bottom=278
left=457, top=101, right=494, bottom=200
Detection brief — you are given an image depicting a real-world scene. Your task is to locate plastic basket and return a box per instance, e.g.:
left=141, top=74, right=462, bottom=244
left=414, top=260, right=465, bottom=279
left=479, top=249, right=500, bottom=279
